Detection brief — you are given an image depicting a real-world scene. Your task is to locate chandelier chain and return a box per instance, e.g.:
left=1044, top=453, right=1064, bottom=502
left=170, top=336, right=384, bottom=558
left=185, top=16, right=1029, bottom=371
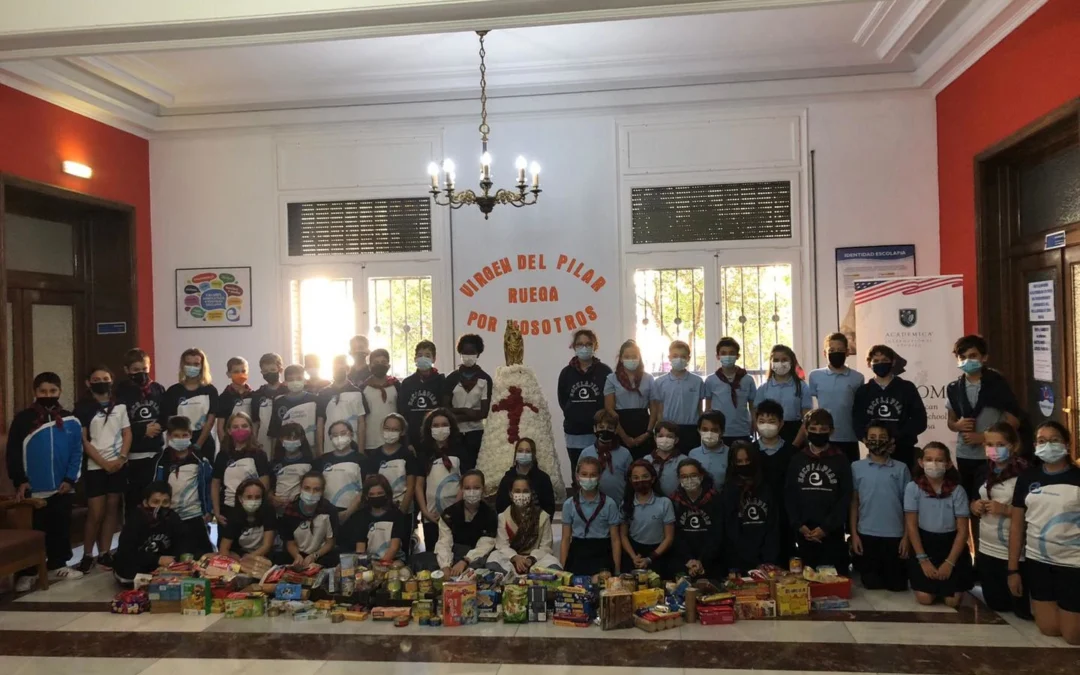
left=478, top=30, right=489, bottom=141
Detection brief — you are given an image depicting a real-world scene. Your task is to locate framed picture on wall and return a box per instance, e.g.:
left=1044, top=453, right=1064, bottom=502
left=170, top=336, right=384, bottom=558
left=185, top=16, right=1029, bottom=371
left=835, top=246, right=915, bottom=353
left=175, top=266, right=252, bottom=328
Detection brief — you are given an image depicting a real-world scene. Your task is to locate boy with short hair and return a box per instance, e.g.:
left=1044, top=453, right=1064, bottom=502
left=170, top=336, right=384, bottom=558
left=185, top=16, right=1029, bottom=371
left=808, top=333, right=865, bottom=463
left=704, top=337, right=756, bottom=443
left=360, top=349, right=400, bottom=451
left=576, top=409, right=633, bottom=504
left=753, top=398, right=797, bottom=563
left=154, top=416, right=214, bottom=557
left=304, top=353, right=331, bottom=393
left=117, top=348, right=168, bottom=515
left=268, top=364, right=319, bottom=448
left=852, top=345, right=927, bottom=469
left=113, top=481, right=187, bottom=586
left=850, top=420, right=911, bottom=591
left=785, top=408, right=853, bottom=575
left=251, top=353, right=287, bottom=454
left=316, top=354, right=366, bottom=457
left=689, top=410, right=730, bottom=487
left=215, top=356, right=254, bottom=445
left=653, top=340, right=706, bottom=453
left=348, top=335, right=372, bottom=386
left=398, top=340, right=446, bottom=452
left=6, top=372, right=86, bottom=589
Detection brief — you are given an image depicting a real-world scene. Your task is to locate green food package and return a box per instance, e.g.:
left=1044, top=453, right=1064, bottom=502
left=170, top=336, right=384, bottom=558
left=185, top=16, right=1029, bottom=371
left=502, top=583, right=528, bottom=623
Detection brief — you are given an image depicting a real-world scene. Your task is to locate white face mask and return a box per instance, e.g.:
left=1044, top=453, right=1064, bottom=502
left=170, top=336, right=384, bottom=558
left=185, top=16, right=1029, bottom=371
left=922, top=461, right=946, bottom=479
left=670, top=357, right=688, bottom=372
left=331, top=435, right=352, bottom=451
left=462, top=489, right=482, bottom=505
left=655, top=436, right=676, bottom=452
left=700, top=431, right=720, bottom=447
left=431, top=427, right=451, bottom=442
left=758, top=423, right=780, bottom=439
left=286, top=380, right=305, bottom=393
left=511, top=493, right=532, bottom=508
left=771, top=361, right=791, bottom=376
left=382, top=430, right=401, bottom=445
left=460, top=355, right=478, bottom=368
left=680, top=476, right=702, bottom=492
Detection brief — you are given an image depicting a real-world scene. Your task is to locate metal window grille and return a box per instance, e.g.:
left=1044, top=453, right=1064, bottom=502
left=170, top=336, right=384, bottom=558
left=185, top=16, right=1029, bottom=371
left=633, top=268, right=707, bottom=376
left=287, top=199, right=432, bottom=256
left=719, top=264, right=794, bottom=379
left=631, top=181, right=791, bottom=245
left=368, top=276, right=433, bottom=377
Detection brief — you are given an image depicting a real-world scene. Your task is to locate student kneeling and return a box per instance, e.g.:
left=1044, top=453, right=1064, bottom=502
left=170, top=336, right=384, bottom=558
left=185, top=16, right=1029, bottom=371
left=414, top=470, right=497, bottom=574
left=275, top=471, right=341, bottom=568
left=114, top=481, right=186, bottom=586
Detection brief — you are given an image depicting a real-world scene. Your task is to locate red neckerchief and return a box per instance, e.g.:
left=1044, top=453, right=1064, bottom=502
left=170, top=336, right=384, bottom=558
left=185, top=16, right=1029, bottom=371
left=573, top=492, right=607, bottom=536
left=33, top=402, right=65, bottom=430
left=672, top=486, right=717, bottom=510
left=615, top=361, right=642, bottom=394
left=649, top=449, right=678, bottom=477
left=595, top=440, right=617, bottom=472
left=364, top=376, right=399, bottom=402
left=433, top=442, right=453, bottom=471
left=716, top=367, right=748, bottom=407
left=985, top=456, right=1029, bottom=491
left=916, top=474, right=958, bottom=499
left=801, top=445, right=844, bottom=459
left=228, top=383, right=253, bottom=396
left=570, top=356, right=598, bottom=373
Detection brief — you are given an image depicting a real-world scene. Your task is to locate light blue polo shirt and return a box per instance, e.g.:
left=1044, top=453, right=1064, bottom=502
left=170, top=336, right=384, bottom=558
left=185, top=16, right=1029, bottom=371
left=945, top=379, right=1005, bottom=461
left=562, top=493, right=622, bottom=539
left=652, top=372, right=705, bottom=425
left=604, top=372, right=655, bottom=411
left=627, top=493, right=676, bottom=545
left=688, top=444, right=730, bottom=487
left=650, top=453, right=682, bottom=497
left=577, top=445, right=633, bottom=504
left=809, top=367, right=865, bottom=442
left=753, top=377, right=812, bottom=422
left=852, top=457, right=911, bottom=538
left=704, top=371, right=757, bottom=437
left=903, top=481, right=970, bottom=534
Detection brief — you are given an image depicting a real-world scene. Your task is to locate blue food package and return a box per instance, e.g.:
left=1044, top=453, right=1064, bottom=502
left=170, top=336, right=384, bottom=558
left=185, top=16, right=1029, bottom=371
left=275, top=583, right=304, bottom=600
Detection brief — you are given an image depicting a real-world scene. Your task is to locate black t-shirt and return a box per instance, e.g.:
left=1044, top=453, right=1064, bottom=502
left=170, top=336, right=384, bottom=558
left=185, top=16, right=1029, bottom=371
left=215, top=385, right=255, bottom=423
left=220, top=505, right=277, bottom=555
left=397, top=372, right=446, bottom=447
left=116, top=381, right=167, bottom=460
left=347, top=506, right=409, bottom=557
left=162, top=384, right=219, bottom=433
left=361, top=445, right=423, bottom=507
left=1012, top=465, right=1080, bottom=568
left=212, top=449, right=270, bottom=508
left=278, top=498, right=341, bottom=554
left=268, top=392, right=319, bottom=446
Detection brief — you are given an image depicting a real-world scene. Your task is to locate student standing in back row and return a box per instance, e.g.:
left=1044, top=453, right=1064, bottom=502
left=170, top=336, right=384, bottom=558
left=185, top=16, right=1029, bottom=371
left=251, top=353, right=286, bottom=454
left=117, top=348, right=167, bottom=516
left=754, top=345, right=811, bottom=447
left=853, top=345, right=927, bottom=469
left=604, top=339, right=657, bottom=460
left=704, top=337, right=756, bottom=444
left=268, top=365, right=319, bottom=447
left=317, top=355, right=366, bottom=457
left=653, top=340, right=705, bottom=453
left=360, top=349, right=400, bottom=452
left=215, top=357, right=254, bottom=445
left=808, top=333, right=865, bottom=463
left=559, top=330, right=612, bottom=481
left=399, top=341, right=446, bottom=451
left=163, top=348, right=218, bottom=462
left=444, top=334, right=493, bottom=472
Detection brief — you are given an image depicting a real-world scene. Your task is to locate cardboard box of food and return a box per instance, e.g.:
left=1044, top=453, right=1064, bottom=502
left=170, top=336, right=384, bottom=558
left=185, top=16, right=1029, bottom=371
left=734, top=598, right=777, bottom=620
left=224, top=594, right=266, bottom=618
left=775, top=579, right=811, bottom=617
left=180, top=578, right=212, bottom=616
left=442, top=582, right=478, bottom=627
left=809, top=578, right=853, bottom=600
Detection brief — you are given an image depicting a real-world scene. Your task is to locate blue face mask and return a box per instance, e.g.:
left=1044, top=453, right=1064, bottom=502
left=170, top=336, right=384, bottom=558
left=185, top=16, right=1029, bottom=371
left=959, top=359, right=983, bottom=375
left=985, top=445, right=1010, bottom=463
left=169, top=438, right=191, bottom=452
left=415, top=356, right=434, bottom=371
left=579, top=477, right=599, bottom=491
left=282, top=439, right=303, bottom=453
left=1035, top=442, right=1069, bottom=464
left=575, top=346, right=594, bottom=361
left=621, top=359, right=640, bottom=371
left=183, top=365, right=201, bottom=379
left=515, top=452, right=533, bottom=466
left=719, top=355, right=738, bottom=368
left=299, top=491, right=321, bottom=506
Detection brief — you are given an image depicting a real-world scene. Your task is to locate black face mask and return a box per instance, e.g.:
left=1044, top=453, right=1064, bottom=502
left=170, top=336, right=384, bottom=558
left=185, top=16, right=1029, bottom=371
left=90, top=382, right=112, bottom=396
left=142, top=504, right=170, bottom=521
left=36, top=396, right=60, bottom=409
left=370, top=364, right=390, bottom=378
left=866, top=440, right=889, bottom=456
left=367, top=495, right=388, bottom=509
left=735, top=464, right=755, bottom=477
left=872, top=362, right=893, bottom=378
left=130, top=372, right=150, bottom=387
left=595, top=429, right=616, bottom=445
left=807, top=432, right=831, bottom=448
left=264, top=372, right=281, bottom=384
left=827, top=352, right=847, bottom=368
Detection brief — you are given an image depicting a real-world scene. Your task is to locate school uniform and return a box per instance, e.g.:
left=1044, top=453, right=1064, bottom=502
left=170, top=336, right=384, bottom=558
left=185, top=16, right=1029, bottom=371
left=647, top=450, right=683, bottom=498
left=445, top=367, right=493, bottom=472
left=488, top=506, right=560, bottom=573
left=419, top=443, right=464, bottom=549
left=808, top=367, right=865, bottom=462
left=268, top=391, right=319, bottom=448
left=348, top=506, right=409, bottom=561
left=219, top=505, right=276, bottom=556
left=74, top=400, right=131, bottom=498
left=215, top=384, right=254, bottom=429
left=851, top=457, right=911, bottom=591
left=975, top=462, right=1031, bottom=618
left=251, top=383, right=286, bottom=456
left=688, top=443, right=730, bottom=488
left=622, top=492, right=676, bottom=577
left=363, top=445, right=422, bottom=509
left=5, top=404, right=83, bottom=570
left=113, top=506, right=186, bottom=584
left=753, top=378, right=812, bottom=446
left=116, top=380, right=167, bottom=514
left=271, top=453, right=313, bottom=504
left=304, top=377, right=331, bottom=394
left=275, top=498, right=342, bottom=567
left=163, top=384, right=219, bottom=461
left=721, top=482, right=781, bottom=574
left=562, top=492, right=622, bottom=576
left=785, top=446, right=853, bottom=575
left=558, top=359, right=613, bottom=470
left=653, top=371, right=706, bottom=452
left=398, top=370, right=446, bottom=450
left=904, top=480, right=973, bottom=597
left=360, top=381, right=400, bottom=451
left=755, top=438, right=798, bottom=562
left=494, top=465, right=557, bottom=516
left=1012, top=465, right=1080, bottom=613
left=853, top=377, right=927, bottom=469
left=604, top=370, right=656, bottom=459
left=319, top=448, right=365, bottom=510
left=671, top=486, right=724, bottom=576
left=154, top=451, right=214, bottom=558
left=577, top=444, right=633, bottom=504
left=212, top=448, right=270, bottom=509
left=704, top=368, right=756, bottom=443
left=415, top=500, right=497, bottom=571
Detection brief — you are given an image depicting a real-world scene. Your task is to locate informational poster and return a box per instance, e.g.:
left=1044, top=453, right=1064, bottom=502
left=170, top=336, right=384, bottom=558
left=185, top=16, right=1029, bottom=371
left=176, top=267, right=252, bottom=328
left=854, top=275, right=964, bottom=450
left=1028, top=280, right=1055, bottom=321
left=836, top=245, right=916, bottom=353
left=1032, top=325, right=1053, bottom=383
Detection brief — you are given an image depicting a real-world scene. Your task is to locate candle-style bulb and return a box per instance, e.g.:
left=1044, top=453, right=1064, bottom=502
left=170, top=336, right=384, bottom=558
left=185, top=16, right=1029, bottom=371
left=480, top=151, right=492, bottom=168
left=515, top=156, right=528, bottom=170
left=442, top=159, right=456, bottom=175
left=427, top=162, right=440, bottom=177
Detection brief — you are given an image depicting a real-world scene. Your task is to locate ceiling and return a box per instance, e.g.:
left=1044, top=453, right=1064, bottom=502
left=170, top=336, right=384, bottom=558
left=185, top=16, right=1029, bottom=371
left=0, top=0, right=1049, bottom=134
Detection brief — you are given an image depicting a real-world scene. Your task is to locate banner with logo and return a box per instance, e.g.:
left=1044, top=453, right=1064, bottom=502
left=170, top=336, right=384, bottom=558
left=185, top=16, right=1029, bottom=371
left=854, top=276, right=964, bottom=450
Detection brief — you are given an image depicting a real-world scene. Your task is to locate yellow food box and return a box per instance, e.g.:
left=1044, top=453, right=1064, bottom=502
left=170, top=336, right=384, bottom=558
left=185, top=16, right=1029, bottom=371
left=774, top=579, right=810, bottom=616
left=632, top=588, right=664, bottom=611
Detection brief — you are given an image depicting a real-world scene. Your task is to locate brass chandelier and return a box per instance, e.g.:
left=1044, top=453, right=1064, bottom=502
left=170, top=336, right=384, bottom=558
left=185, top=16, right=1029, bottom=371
left=427, top=30, right=541, bottom=220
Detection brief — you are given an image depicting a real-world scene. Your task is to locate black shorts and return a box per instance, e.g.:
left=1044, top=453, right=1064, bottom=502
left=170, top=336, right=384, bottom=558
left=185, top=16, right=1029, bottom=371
left=1024, top=559, right=1080, bottom=613
left=84, top=466, right=129, bottom=498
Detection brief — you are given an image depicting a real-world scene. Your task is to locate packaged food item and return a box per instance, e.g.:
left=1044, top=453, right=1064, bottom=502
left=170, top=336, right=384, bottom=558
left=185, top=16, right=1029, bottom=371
left=111, top=590, right=150, bottom=614
left=808, top=576, right=853, bottom=600
left=634, top=608, right=683, bottom=632
left=599, top=590, right=634, bottom=630
left=553, top=586, right=594, bottom=625
left=789, top=557, right=803, bottom=575
left=631, top=587, right=664, bottom=611
left=198, top=554, right=242, bottom=580
left=810, top=596, right=850, bottom=611
left=734, top=598, right=777, bottom=620
left=774, top=578, right=811, bottom=617
left=442, top=582, right=478, bottom=626
left=413, top=599, right=434, bottom=624
left=698, top=604, right=736, bottom=625
left=133, top=573, right=154, bottom=590
left=275, top=583, right=304, bottom=600
left=724, top=577, right=772, bottom=601
left=342, top=610, right=369, bottom=621
left=224, top=593, right=266, bottom=618
left=502, top=583, right=528, bottom=623
left=372, top=606, right=412, bottom=621
left=239, top=554, right=273, bottom=578
left=528, top=586, right=548, bottom=622
left=180, top=578, right=212, bottom=616
left=476, top=589, right=502, bottom=622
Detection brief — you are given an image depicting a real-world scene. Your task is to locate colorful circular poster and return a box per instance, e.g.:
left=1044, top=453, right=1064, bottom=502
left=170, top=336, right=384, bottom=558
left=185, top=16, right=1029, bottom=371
left=177, top=268, right=251, bottom=328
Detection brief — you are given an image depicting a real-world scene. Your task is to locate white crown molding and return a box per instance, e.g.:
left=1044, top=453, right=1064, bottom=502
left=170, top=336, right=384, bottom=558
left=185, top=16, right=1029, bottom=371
left=853, top=0, right=894, bottom=47
left=0, top=60, right=160, bottom=126
left=65, top=56, right=175, bottom=107
left=0, top=71, right=153, bottom=137
left=875, top=0, right=948, bottom=61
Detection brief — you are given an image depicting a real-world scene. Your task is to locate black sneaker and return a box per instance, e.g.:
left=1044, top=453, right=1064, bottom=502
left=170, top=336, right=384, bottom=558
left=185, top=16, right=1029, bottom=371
left=76, top=556, right=96, bottom=574
left=98, top=552, right=115, bottom=571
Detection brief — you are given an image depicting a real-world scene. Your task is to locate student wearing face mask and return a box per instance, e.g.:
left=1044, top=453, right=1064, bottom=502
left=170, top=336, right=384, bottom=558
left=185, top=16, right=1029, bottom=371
left=117, top=348, right=168, bottom=517
left=350, top=474, right=409, bottom=563
left=672, top=458, right=724, bottom=578
left=444, top=334, right=493, bottom=473
left=219, top=479, right=276, bottom=559
left=270, top=422, right=314, bottom=510
left=808, top=333, right=865, bottom=463
left=214, top=357, right=254, bottom=449
left=1008, top=421, right=1080, bottom=644
left=577, top=410, right=633, bottom=504
left=620, top=460, right=676, bottom=578
left=558, top=330, right=613, bottom=480
left=415, top=410, right=465, bottom=551
left=113, top=482, right=186, bottom=587
left=704, top=337, right=756, bottom=444
left=489, top=477, right=561, bottom=574
left=251, top=353, right=287, bottom=453
left=211, top=412, right=270, bottom=530
left=904, top=442, right=972, bottom=607
left=360, top=349, right=400, bottom=451
left=154, top=416, right=213, bottom=558
left=268, top=365, right=319, bottom=448
left=316, top=355, right=366, bottom=458
left=303, top=353, right=331, bottom=393
left=318, top=420, right=365, bottom=546
left=415, top=470, right=497, bottom=574
left=604, top=339, right=657, bottom=460
left=753, top=345, right=811, bottom=447
left=849, top=421, right=911, bottom=592
left=649, top=421, right=683, bottom=497
left=653, top=340, right=706, bottom=453
left=561, top=456, right=622, bottom=576
left=363, top=414, right=421, bottom=515
left=347, top=335, right=372, bottom=386
left=689, top=410, right=730, bottom=488
left=163, top=348, right=218, bottom=462
left=276, top=472, right=341, bottom=568
left=853, top=345, right=927, bottom=470
left=495, top=438, right=556, bottom=516
left=722, top=442, right=781, bottom=574
left=399, top=341, right=446, bottom=451
left=753, top=399, right=798, bottom=563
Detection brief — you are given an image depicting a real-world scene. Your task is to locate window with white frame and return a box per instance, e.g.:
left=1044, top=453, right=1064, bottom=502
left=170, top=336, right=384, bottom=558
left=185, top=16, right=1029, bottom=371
left=633, top=267, right=707, bottom=375
left=367, top=276, right=434, bottom=377
left=290, top=278, right=356, bottom=378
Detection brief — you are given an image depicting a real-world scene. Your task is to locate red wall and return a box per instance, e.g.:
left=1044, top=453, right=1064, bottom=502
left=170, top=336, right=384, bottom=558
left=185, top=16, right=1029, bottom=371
left=0, top=84, right=153, bottom=358
left=937, top=0, right=1080, bottom=332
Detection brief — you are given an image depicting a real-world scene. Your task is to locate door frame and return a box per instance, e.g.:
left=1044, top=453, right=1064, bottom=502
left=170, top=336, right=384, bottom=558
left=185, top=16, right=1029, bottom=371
left=6, top=287, right=87, bottom=413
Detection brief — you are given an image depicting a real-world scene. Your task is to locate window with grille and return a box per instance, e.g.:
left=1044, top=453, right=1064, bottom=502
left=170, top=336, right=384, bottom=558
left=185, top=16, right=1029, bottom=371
left=368, top=276, right=433, bottom=377
left=631, top=181, right=791, bottom=245
left=719, top=264, right=794, bottom=379
left=286, top=198, right=432, bottom=256
left=290, top=278, right=356, bottom=378
left=633, top=268, right=707, bottom=376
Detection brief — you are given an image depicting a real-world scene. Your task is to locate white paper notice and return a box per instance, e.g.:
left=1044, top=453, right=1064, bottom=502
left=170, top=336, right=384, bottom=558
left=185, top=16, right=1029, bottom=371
left=1033, top=325, right=1053, bottom=383
left=1028, top=280, right=1056, bottom=322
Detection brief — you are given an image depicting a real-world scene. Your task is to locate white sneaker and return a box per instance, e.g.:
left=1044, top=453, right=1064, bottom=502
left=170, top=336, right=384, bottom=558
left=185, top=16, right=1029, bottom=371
left=50, top=566, right=85, bottom=582
left=14, top=576, right=37, bottom=593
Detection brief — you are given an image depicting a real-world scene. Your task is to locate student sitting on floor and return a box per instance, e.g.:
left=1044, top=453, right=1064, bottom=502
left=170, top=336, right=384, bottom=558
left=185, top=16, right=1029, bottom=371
left=488, top=477, right=561, bottom=574
left=577, top=409, right=632, bottom=504
left=904, top=442, right=973, bottom=607
left=688, top=410, right=730, bottom=488
left=494, top=437, right=556, bottom=517
left=415, top=470, right=497, bottom=574
left=722, top=442, right=780, bottom=574
left=849, top=420, right=911, bottom=592
left=276, top=471, right=341, bottom=568
left=113, top=481, right=186, bottom=586
left=218, top=478, right=276, bottom=560
left=620, top=460, right=675, bottom=578
left=270, top=422, right=314, bottom=511
left=561, top=456, right=622, bottom=576
left=154, top=416, right=213, bottom=558
left=672, top=458, right=724, bottom=579
left=351, top=474, right=409, bottom=564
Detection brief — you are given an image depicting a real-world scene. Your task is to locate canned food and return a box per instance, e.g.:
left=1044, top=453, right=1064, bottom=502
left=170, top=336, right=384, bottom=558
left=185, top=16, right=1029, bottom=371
left=394, top=615, right=411, bottom=627
left=789, top=557, right=803, bottom=574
